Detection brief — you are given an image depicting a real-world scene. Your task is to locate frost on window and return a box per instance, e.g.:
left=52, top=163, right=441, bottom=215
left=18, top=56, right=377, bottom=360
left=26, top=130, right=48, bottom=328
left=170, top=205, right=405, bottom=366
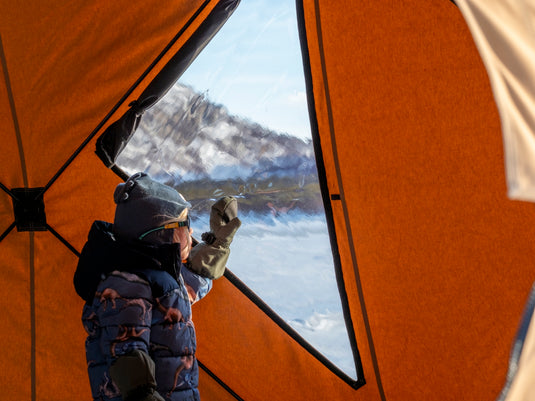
left=116, top=0, right=357, bottom=380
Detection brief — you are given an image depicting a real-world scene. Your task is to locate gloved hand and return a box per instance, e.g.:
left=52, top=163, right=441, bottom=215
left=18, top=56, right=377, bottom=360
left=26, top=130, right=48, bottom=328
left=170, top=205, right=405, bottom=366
left=188, top=196, right=241, bottom=279
left=110, top=350, right=165, bottom=401
left=205, top=196, right=241, bottom=248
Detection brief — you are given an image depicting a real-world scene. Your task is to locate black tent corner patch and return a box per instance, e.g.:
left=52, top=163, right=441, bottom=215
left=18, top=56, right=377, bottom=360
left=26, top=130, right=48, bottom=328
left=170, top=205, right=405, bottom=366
left=11, top=187, right=47, bottom=232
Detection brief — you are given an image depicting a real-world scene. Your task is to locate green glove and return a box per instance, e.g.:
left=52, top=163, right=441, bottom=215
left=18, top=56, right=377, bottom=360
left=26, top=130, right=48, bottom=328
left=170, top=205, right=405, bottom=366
left=189, top=196, right=241, bottom=279
left=110, top=350, right=164, bottom=401
left=208, top=196, right=241, bottom=247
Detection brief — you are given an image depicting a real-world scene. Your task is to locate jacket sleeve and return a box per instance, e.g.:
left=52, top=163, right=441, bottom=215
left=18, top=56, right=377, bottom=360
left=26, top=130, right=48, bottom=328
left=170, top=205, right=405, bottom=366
left=181, top=264, right=212, bottom=304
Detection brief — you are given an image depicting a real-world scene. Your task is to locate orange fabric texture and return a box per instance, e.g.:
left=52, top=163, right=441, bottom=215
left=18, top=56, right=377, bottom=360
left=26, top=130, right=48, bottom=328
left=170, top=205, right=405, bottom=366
left=2, top=0, right=535, bottom=400
left=302, top=0, right=535, bottom=400
left=197, top=369, right=240, bottom=401
left=0, top=1, right=234, bottom=400
left=1, top=1, right=210, bottom=185
left=195, top=278, right=369, bottom=400
left=0, top=233, right=31, bottom=400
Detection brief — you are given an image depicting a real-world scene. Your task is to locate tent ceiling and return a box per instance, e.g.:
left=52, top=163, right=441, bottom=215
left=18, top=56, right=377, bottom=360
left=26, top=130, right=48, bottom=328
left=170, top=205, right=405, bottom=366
left=1, top=0, right=534, bottom=400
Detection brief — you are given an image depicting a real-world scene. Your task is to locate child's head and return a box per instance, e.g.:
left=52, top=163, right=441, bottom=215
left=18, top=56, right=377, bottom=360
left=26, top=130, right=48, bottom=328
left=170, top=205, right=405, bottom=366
left=113, top=173, right=192, bottom=256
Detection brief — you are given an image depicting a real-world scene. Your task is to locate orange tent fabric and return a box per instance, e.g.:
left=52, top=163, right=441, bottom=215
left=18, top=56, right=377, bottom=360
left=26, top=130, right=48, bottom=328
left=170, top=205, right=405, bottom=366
left=301, top=0, right=535, bottom=400
left=1, top=0, right=534, bottom=400
left=0, top=1, right=239, bottom=399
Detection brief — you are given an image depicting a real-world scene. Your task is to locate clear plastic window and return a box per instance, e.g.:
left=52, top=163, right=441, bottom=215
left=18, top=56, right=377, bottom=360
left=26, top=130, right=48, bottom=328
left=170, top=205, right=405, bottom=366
left=116, top=0, right=357, bottom=380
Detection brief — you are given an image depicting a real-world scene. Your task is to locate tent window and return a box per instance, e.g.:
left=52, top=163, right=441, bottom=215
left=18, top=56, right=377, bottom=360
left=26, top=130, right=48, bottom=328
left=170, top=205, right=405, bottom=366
left=116, top=0, right=359, bottom=382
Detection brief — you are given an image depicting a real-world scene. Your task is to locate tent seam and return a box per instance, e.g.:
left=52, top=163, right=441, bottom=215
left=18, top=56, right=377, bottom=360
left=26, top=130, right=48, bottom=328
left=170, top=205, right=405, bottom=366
left=46, top=224, right=81, bottom=257
left=1, top=33, right=35, bottom=399
left=310, top=0, right=386, bottom=398
left=0, top=221, right=16, bottom=242
left=30, top=232, right=36, bottom=401
left=0, top=34, right=28, bottom=188
left=198, top=359, right=244, bottom=400
left=296, top=0, right=364, bottom=389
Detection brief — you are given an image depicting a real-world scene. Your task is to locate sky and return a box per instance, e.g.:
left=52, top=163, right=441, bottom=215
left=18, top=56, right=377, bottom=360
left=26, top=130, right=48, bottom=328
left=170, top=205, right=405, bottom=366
left=179, top=0, right=312, bottom=140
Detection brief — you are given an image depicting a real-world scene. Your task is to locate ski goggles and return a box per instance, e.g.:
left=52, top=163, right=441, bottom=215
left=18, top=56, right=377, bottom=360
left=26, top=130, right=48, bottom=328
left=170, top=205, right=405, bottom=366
left=138, top=215, right=190, bottom=241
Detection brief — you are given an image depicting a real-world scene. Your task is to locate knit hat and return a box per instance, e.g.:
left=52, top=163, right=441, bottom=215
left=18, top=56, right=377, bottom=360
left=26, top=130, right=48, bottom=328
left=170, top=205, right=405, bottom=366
left=113, top=172, right=191, bottom=243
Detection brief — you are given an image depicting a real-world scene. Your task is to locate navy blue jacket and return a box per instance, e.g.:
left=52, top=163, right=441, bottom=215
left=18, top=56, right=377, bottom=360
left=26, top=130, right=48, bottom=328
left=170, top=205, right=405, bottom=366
left=75, top=221, right=211, bottom=401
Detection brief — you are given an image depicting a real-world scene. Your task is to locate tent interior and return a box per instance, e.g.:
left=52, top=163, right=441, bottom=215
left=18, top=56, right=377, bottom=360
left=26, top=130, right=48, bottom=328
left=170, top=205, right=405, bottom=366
left=1, top=0, right=535, bottom=400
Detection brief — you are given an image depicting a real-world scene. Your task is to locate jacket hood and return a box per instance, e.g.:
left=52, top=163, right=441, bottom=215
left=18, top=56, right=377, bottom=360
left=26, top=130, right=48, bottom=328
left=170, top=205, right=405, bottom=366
left=73, top=220, right=182, bottom=302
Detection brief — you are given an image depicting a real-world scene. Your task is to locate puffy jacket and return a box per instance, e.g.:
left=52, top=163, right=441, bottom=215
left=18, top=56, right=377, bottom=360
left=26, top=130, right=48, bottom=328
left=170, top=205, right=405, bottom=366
left=74, top=221, right=212, bottom=401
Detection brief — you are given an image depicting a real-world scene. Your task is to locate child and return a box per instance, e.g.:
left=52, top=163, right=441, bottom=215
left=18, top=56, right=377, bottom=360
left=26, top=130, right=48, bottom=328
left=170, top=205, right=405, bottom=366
left=74, top=172, right=240, bottom=401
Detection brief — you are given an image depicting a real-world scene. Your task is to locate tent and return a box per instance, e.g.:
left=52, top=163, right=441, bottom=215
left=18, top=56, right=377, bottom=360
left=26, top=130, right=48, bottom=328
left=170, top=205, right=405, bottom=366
left=1, top=0, right=534, bottom=400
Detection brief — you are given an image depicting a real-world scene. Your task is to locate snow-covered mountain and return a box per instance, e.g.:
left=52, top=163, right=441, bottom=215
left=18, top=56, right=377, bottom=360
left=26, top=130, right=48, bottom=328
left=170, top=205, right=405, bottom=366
left=116, top=82, right=317, bottom=183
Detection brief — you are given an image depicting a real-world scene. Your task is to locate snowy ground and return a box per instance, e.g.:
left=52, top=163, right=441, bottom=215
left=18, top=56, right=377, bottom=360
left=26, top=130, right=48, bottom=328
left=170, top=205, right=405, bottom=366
left=192, top=211, right=357, bottom=379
